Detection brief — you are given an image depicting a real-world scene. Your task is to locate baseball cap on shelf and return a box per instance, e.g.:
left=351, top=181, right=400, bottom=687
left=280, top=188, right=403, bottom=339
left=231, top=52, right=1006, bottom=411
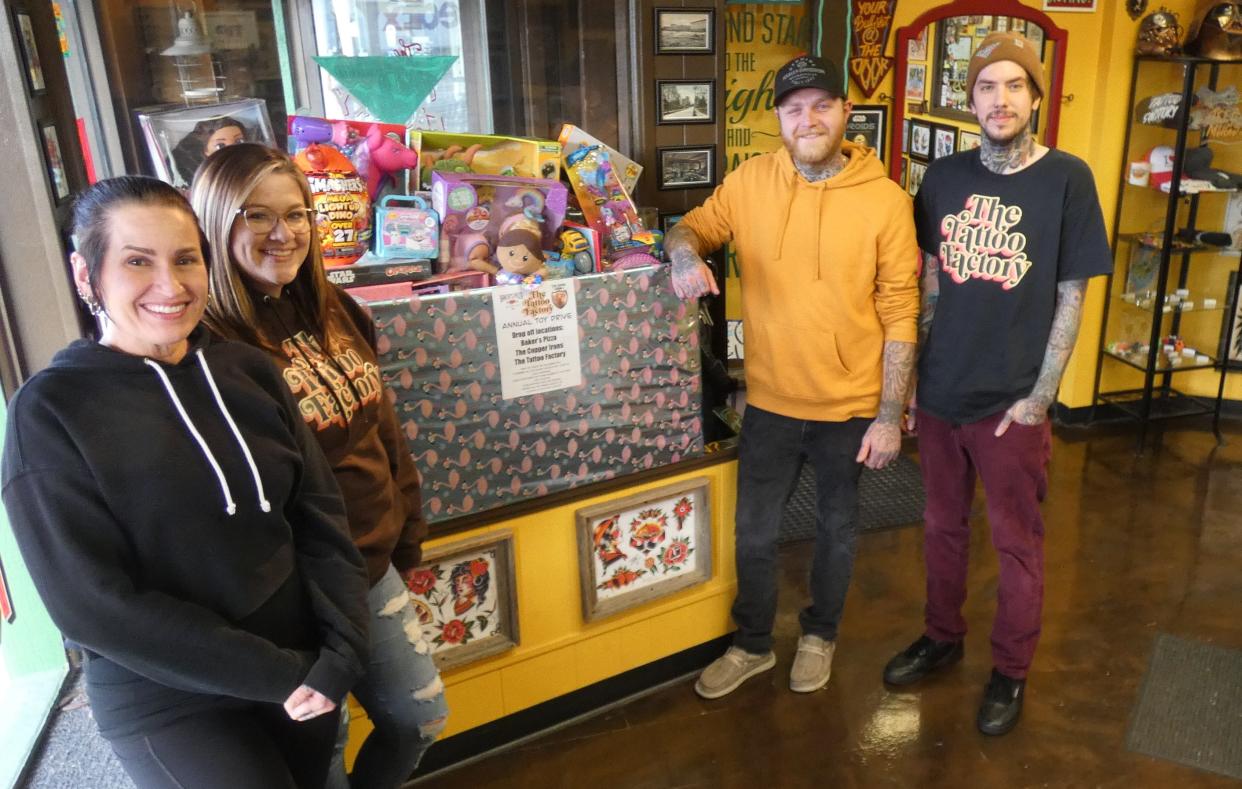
left=774, top=54, right=847, bottom=106
left=1148, top=145, right=1176, bottom=189
left=965, top=31, right=1047, bottom=101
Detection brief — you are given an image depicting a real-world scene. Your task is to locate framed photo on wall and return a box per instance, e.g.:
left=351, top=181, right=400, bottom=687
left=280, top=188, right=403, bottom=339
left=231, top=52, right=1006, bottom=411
left=40, top=124, right=70, bottom=202
left=656, top=79, right=716, bottom=125
left=846, top=105, right=888, bottom=162
left=654, top=8, right=715, bottom=54
left=403, top=531, right=519, bottom=670
left=16, top=13, right=45, bottom=93
left=660, top=212, right=685, bottom=234
left=908, top=27, right=928, bottom=61
left=657, top=145, right=716, bottom=190
left=905, top=62, right=927, bottom=102
left=1219, top=271, right=1242, bottom=370
left=908, top=159, right=928, bottom=196
left=576, top=477, right=713, bottom=622
left=908, top=119, right=931, bottom=162
left=958, top=129, right=982, bottom=151
left=902, top=118, right=910, bottom=155
left=931, top=124, right=957, bottom=160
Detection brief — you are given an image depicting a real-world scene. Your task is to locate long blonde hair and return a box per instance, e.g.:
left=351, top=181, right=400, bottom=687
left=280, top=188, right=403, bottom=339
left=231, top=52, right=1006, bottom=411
left=189, top=143, right=342, bottom=354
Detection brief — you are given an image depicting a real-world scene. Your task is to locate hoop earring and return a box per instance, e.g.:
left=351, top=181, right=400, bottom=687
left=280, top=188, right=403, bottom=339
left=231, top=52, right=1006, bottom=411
left=79, top=291, right=104, bottom=317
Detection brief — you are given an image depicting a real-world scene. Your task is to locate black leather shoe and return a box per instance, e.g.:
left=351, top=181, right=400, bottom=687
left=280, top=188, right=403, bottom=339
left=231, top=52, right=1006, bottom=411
left=883, top=635, right=964, bottom=686
left=977, top=669, right=1025, bottom=736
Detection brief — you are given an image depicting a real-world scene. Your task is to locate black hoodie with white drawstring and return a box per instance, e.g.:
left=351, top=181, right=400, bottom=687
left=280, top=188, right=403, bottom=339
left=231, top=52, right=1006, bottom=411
left=1, top=329, right=369, bottom=738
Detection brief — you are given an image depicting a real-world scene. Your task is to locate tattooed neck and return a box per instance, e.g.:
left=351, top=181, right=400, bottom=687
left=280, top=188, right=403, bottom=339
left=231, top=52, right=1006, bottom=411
left=979, top=128, right=1036, bottom=174
left=794, top=152, right=847, bottom=182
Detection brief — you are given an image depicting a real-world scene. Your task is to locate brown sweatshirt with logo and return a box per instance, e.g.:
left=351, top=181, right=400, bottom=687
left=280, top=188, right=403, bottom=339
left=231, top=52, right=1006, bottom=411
left=252, top=284, right=426, bottom=586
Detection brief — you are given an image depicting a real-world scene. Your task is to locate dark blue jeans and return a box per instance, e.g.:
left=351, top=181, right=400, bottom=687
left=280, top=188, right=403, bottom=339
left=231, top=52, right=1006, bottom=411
left=731, top=406, right=869, bottom=654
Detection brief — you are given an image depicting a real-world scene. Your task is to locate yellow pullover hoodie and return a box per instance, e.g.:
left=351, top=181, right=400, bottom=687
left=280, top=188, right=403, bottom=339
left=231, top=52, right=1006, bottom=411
left=681, top=141, right=919, bottom=422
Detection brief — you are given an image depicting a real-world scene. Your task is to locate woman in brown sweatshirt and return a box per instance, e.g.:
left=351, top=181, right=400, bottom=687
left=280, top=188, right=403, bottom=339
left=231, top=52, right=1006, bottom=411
left=191, top=144, right=446, bottom=789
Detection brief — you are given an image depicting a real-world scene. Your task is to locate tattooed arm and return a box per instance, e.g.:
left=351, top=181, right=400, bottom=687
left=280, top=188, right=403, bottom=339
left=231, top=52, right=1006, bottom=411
left=665, top=222, right=719, bottom=301
left=904, top=252, right=940, bottom=433
left=994, top=278, right=1088, bottom=437
left=856, top=340, right=917, bottom=469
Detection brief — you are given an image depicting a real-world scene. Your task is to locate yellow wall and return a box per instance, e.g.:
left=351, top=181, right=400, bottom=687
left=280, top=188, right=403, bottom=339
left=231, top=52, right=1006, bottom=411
left=346, top=461, right=738, bottom=755
left=847, top=0, right=1242, bottom=408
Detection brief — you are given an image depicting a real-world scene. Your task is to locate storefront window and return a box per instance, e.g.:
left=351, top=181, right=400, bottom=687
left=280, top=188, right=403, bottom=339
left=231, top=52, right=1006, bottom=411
left=309, top=0, right=480, bottom=131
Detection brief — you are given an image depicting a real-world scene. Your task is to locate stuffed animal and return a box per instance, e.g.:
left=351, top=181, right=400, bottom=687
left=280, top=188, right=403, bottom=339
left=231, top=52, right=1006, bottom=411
left=364, top=125, right=418, bottom=201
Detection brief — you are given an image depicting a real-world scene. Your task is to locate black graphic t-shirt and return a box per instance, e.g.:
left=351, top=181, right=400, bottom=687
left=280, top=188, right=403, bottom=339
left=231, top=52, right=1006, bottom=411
left=914, top=149, right=1112, bottom=424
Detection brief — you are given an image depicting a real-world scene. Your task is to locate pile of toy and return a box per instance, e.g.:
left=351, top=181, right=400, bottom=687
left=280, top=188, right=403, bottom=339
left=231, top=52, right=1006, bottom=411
left=284, top=116, right=661, bottom=294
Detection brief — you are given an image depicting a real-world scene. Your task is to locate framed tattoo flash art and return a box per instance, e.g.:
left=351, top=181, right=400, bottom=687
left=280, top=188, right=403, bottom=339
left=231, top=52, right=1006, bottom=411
left=931, top=124, right=957, bottom=160
left=403, top=531, right=519, bottom=669
left=654, top=8, right=715, bottom=54
left=16, top=13, right=45, bottom=93
left=905, top=62, right=927, bottom=102
left=908, top=119, right=931, bottom=162
left=958, top=129, right=982, bottom=151
left=576, top=477, right=713, bottom=622
left=907, top=159, right=927, bottom=196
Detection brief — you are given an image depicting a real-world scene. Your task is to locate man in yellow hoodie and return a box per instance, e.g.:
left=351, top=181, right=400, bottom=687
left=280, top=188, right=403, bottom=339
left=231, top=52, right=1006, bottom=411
left=666, top=54, right=920, bottom=699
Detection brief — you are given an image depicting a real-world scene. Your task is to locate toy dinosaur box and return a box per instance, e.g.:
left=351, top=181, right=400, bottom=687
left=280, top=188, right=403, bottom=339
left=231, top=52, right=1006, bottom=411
left=409, top=131, right=562, bottom=190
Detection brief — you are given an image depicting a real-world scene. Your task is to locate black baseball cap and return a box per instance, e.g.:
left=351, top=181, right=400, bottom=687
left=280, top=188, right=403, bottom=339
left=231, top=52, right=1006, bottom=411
left=774, top=54, right=846, bottom=106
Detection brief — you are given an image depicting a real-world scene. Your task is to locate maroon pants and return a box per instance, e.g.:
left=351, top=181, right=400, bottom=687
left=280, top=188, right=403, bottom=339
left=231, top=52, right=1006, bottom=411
left=917, top=408, right=1052, bottom=679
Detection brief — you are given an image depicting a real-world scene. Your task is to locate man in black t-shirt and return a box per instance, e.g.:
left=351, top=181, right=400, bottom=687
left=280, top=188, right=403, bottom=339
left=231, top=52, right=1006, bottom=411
left=881, top=32, right=1112, bottom=736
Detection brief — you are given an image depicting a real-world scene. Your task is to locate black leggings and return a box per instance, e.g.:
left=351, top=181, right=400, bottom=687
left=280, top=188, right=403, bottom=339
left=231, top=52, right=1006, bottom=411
left=107, top=704, right=339, bottom=789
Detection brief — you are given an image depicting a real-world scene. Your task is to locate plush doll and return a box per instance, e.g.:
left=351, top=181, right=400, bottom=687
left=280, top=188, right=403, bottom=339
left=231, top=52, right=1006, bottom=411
left=493, top=228, right=548, bottom=285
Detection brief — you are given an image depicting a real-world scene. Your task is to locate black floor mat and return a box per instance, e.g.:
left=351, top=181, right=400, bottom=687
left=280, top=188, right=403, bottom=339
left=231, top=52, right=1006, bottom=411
left=1127, top=633, right=1242, bottom=781
left=778, top=454, right=925, bottom=544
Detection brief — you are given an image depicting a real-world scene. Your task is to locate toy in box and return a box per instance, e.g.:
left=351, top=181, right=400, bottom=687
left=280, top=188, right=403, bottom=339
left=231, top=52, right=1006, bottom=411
left=411, top=130, right=561, bottom=190
left=375, top=195, right=438, bottom=259
left=564, top=145, right=655, bottom=263
left=137, top=98, right=276, bottom=188
left=431, top=172, right=568, bottom=275
left=288, top=115, right=418, bottom=201
left=558, top=124, right=642, bottom=194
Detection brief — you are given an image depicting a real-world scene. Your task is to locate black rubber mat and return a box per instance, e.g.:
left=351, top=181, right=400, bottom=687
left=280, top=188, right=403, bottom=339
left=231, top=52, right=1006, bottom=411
left=1127, top=633, right=1242, bottom=781
left=778, top=453, right=925, bottom=544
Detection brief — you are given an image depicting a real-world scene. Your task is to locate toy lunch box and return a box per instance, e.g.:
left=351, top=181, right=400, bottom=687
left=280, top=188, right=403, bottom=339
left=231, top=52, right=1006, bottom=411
left=374, top=195, right=439, bottom=259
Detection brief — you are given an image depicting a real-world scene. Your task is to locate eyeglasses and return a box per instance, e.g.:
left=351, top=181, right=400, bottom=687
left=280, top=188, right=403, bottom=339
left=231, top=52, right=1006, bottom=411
left=235, top=206, right=317, bottom=235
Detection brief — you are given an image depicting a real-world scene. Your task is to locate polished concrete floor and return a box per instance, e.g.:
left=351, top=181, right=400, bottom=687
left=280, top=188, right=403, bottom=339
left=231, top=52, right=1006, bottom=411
left=426, top=423, right=1242, bottom=788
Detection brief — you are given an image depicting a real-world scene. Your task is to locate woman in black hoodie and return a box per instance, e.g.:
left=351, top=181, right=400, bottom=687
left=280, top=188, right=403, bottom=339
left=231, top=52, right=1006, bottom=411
left=1, top=177, right=370, bottom=787
left=190, top=144, right=446, bottom=789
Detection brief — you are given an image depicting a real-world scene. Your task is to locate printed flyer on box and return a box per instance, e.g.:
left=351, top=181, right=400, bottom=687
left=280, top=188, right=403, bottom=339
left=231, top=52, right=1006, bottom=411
left=493, top=281, right=582, bottom=399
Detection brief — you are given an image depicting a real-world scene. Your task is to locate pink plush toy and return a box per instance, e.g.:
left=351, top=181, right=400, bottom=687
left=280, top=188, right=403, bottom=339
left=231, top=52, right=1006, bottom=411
left=365, top=124, right=418, bottom=201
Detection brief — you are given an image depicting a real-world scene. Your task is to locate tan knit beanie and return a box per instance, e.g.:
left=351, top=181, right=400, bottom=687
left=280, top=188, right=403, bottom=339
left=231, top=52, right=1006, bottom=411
left=965, top=31, right=1046, bottom=103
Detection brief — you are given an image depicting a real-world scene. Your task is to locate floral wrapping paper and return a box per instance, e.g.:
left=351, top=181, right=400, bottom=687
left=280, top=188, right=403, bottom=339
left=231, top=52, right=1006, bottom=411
left=368, top=269, right=705, bottom=523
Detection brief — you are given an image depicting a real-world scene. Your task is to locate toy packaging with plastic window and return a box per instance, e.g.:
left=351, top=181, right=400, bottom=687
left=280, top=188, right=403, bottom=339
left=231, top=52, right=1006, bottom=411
left=411, top=131, right=562, bottom=190
left=564, top=144, right=655, bottom=263
left=431, top=172, right=569, bottom=274
left=558, top=124, right=642, bottom=194
left=374, top=195, right=439, bottom=259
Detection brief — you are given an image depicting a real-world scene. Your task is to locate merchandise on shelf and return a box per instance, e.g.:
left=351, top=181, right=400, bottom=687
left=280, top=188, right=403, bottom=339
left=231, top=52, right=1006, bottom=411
left=374, top=195, right=439, bottom=259
left=293, top=143, right=370, bottom=266
left=411, top=130, right=562, bottom=190
left=431, top=172, right=569, bottom=275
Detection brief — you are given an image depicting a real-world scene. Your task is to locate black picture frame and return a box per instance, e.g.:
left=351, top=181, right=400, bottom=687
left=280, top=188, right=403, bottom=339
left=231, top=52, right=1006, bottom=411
left=660, top=212, right=686, bottom=234
left=908, top=119, right=931, bottom=162
left=1219, top=271, right=1242, bottom=370
left=846, top=105, right=888, bottom=163
left=931, top=124, right=958, bottom=160
left=901, top=119, right=910, bottom=155
left=657, top=145, right=716, bottom=190
left=958, top=129, right=982, bottom=152
left=907, top=159, right=927, bottom=196
left=654, top=8, right=715, bottom=54
left=656, top=79, right=716, bottom=125
left=40, top=124, right=70, bottom=203
left=16, top=12, right=46, bottom=93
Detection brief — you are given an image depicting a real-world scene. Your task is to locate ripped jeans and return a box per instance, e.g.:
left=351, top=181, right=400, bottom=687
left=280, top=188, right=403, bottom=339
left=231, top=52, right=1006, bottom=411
left=327, top=564, right=448, bottom=789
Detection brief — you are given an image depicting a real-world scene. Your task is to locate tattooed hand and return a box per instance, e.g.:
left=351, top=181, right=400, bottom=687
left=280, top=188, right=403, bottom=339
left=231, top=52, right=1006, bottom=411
left=994, top=395, right=1050, bottom=437
left=856, top=420, right=902, bottom=469
left=665, top=223, right=720, bottom=300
